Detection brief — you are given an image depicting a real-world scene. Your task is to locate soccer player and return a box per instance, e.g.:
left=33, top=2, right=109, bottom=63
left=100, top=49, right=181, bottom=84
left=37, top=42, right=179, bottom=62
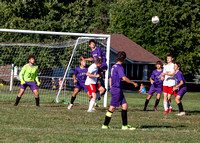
left=14, top=55, right=41, bottom=106
left=162, top=54, right=175, bottom=114
left=85, top=58, right=105, bottom=112
left=102, top=51, right=138, bottom=130
left=143, top=61, right=163, bottom=111
left=67, top=59, right=91, bottom=110
left=165, top=62, right=187, bottom=116
left=80, top=39, right=107, bottom=72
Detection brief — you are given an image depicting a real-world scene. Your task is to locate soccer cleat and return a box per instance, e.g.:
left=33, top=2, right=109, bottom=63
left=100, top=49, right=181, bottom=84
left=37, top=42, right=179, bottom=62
left=143, top=107, right=146, bottom=111
left=153, top=106, right=158, bottom=112
left=102, top=125, right=110, bottom=129
left=14, top=103, right=18, bottom=106
left=121, top=125, right=136, bottom=130
left=169, top=108, right=173, bottom=112
left=67, top=104, right=73, bottom=110
left=92, top=107, right=96, bottom=111
left=176, top=112, right=186, bottom=116
left=164, top=109, right=169, bottom=114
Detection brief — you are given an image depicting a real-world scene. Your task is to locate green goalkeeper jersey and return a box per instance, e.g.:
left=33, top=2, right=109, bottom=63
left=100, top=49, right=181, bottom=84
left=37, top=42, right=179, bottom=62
left=19, top=63, right=39, bottom=82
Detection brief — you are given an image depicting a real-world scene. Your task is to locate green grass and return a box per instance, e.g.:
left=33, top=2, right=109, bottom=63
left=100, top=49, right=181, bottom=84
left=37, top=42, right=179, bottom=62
left=0, top=92, right=200, bottom=143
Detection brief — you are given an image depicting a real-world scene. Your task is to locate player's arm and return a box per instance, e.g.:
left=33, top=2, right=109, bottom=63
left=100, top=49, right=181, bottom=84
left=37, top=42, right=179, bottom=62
left=122, top=76, right=138, bottom=87
left=80, top=56, right=94, bottom=61
left=19, top=66, right=26, bottom=84
left=173, top=80, right=184, bottom=91
left=109, top=77, right=112, bottom=88
left=165, top=71, right=176, bottom=77
left=73, top=75, right=77, bottom=83
left=150, top=77, right=154, bottom=84
left=86, top=72, right=99, bottom=78
left=35, top=67, right=41, bottom=86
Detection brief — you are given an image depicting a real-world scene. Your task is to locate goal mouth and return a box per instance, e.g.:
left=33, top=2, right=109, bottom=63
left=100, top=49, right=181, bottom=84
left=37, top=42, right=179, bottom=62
left=0, top=29, right=110, bottom=107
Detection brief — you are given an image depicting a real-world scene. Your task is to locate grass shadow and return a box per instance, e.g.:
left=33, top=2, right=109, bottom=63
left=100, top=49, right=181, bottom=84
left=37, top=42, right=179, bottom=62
left=140, top=125, right=186, bottom=129
left=185, top=110, right=200, bottom=115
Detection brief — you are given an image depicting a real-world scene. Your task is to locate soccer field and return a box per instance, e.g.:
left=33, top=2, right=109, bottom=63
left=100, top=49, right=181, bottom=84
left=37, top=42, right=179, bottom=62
left=0, top=92, right=200, bottom=142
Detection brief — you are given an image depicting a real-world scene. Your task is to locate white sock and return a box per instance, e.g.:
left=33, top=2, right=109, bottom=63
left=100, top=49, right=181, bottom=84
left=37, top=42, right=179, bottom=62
left=164, top=101, right=168, bottom=111
left=88, top=98, right=95, bottom=111
left=168, top=102, right=172, bottom=109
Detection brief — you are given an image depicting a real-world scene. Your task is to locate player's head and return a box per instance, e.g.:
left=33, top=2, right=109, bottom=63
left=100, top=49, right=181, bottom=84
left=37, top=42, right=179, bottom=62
left=174, top=61, right=181, bottom=71
left=80, top=59, right=86, bottom=67
left=95, top=58, right=103, bottom=67
left=167, top=54, right=173, bottom=63
left=155, top=61, right=163, bottom=69
left=28, top=55, right=35, bottom=64
left=89, top=39, right=96, bottom=49
left=117, top=51, right=126, bottom=62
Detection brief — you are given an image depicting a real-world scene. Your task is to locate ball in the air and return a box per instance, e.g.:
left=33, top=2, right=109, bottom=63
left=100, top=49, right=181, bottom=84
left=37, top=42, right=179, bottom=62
left=152, top=16, right=159, bottom=24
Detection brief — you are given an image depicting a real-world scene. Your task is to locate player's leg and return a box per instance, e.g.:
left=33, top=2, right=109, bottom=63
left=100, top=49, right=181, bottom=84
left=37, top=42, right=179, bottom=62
left=168, top=94, right=172, bottom=112
left=154, top=93, right=161, bottom=111
left=144, top=94, right=152, bottom=111
left=88, top=92, right=97, bottom=112
left=121, top=102, right=136, bottom=130
left=33, top=89, right=40, bottom=107
left=175, top=87, right=187, bottom=116
left=68, top=88, right=80, bottom=110
left=102, top=105, right=115, bottom=129
left=163, top=86, right=169, bottom=113
left=14, top=88, right=25, bottom=106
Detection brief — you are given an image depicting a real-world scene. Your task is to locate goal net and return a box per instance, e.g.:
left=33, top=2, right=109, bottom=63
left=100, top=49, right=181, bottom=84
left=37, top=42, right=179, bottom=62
left=0, top=29, right=110, bottom=107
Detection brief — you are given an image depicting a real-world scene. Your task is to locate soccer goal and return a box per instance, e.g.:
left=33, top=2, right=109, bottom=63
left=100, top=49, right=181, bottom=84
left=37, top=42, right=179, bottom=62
left=0, top=29, right=110, bottom=107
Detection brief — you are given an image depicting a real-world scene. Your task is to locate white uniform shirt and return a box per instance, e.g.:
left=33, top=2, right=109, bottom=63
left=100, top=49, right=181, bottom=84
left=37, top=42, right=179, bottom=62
left=85, top=63, right=98, bottom=85
left=163, top=63, right=175, bottom=87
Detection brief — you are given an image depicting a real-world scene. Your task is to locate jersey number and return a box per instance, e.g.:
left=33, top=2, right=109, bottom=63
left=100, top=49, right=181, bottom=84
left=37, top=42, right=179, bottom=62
left=28, top=73, right=34, bottom=79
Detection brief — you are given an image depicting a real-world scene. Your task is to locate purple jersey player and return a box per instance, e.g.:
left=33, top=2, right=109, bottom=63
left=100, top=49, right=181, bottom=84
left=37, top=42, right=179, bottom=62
left=80, top=39, right=107, bottom=72
left=102, top=51, right=138, bottom=130
left=167, top=62, right=187, bottom=116
left=144, top=61, right=164, bottom=111
left=67, top=59, right=91, bottom=110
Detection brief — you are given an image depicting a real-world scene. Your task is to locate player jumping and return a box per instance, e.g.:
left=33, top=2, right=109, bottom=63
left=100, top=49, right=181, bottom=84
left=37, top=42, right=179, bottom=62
left=85, top=58, right=105, bottom=112
left=143, top=61, right=164, bottom=111
left=162, top=54, right=175, bottom=114
left=67, top=59, right=91, bottom=110
left=102, top=51, right=138, bottom=130
left=14, top=55, right=41, bottom=106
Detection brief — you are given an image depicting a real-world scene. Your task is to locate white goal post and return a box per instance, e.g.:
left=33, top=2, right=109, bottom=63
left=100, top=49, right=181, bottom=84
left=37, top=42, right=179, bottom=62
left=0, top=29, right=111, bottom=107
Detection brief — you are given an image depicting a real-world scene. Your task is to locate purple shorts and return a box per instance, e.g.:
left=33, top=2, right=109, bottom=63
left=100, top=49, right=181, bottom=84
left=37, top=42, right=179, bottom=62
left=75, top=82, right=88, bottom=93
left=148, top=84, right=162, bottom=96
left=110, top=87, right=127, bottom=107
left=20, top=81, right=38, bottom=91
left=177, top=86, right=187, bottom=99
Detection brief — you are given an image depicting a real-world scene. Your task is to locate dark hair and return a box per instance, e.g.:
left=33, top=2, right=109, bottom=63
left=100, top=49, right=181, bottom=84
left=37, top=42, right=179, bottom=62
left=28, top=55, right=35, bottom=60
left=156, top=61, right=163, bottom=67
left=175, top=61, right=181, bottom=68
left=117, top=51, right=126, bottom=62
left=89, top=39, right=96, bottom=45
left=167, top=54, right=173, bottom=58
left=95, top=58, right=103, bottom=64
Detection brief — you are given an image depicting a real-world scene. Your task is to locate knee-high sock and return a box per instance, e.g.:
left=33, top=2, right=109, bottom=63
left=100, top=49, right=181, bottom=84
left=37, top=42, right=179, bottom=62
left=144, top=99, right=149, bottom=109
left=154, top=99, right=160, bottom=107
left=70, top=96, right=76, bottom=104
left=164, top=101, right=168, bottom=111
left=35, top=97, right=40, bottom=106
left=15, top=96, right=21, bottom=105
left=122, top=110, right=127, bottom=126
left=178, top=102, right=184, bottom=112
left=104, top=110, right=113, bottom=126
left=168, top=102, right=172, bottom=109
left=88, top=98, right=95, bottom=111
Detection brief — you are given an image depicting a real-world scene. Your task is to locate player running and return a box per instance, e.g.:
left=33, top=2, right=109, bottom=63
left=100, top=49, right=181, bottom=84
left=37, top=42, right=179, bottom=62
left=165, top=62, right=187, bottom=116
left=143, top=61, right=164, bottom=111
left=102, top=51, right=138, bottom=130
left=14, top=55, right=41, bottom=106
left=85, top=58, right=105, bottom=112
left=162, top=54, right=175, bottom=114
left=67, top=59, right=90, bottom=110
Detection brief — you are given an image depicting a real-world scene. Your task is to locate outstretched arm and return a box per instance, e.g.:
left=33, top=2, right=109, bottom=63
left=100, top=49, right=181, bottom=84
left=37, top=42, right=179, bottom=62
left=122, top=76, right=138, bottom=87
left=86, top=72, right=99, bottom=78
left=80, top=56, right=94, bottom=61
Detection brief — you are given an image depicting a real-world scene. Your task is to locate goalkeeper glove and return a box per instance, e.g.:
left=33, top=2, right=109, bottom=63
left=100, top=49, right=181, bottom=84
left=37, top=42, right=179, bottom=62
left=36, top=81, right=41, bottom=87
left=21, top=80, right=25, bottom=85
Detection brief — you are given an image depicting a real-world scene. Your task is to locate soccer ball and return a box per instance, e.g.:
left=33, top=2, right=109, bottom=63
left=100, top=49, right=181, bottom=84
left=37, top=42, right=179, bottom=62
left=152, top=16, right=159, bottom=24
